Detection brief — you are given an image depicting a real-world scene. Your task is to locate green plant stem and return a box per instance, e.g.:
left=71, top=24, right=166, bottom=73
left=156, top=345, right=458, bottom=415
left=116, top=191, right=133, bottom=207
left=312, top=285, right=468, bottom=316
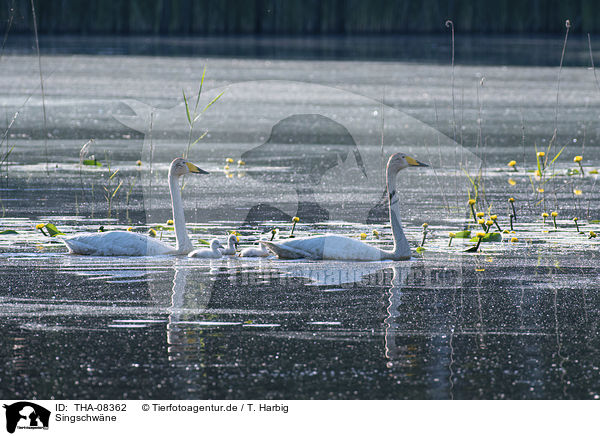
left=470, top=204, right=477, bottom=223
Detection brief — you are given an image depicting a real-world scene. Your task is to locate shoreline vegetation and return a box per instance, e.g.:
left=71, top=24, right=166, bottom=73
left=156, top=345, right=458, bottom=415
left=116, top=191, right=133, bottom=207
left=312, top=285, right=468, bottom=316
left=2, top=0, right=600, bottom=36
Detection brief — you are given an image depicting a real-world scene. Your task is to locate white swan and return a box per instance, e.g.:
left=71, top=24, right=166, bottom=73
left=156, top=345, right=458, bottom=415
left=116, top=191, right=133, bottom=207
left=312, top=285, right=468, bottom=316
left=219, top=234, right=239, bottom=255
left=63, top=158, right=208, bottom=256
left=188, top=239, right=224, bottom=258
left=239, top=242, right=270, bottom=257
left=260, top=153, right=428, bottom=261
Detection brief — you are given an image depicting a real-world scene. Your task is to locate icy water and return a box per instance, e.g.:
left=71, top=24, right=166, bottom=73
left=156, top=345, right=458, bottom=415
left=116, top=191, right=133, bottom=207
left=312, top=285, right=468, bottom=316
left=1, top=35, right=600, bottom=399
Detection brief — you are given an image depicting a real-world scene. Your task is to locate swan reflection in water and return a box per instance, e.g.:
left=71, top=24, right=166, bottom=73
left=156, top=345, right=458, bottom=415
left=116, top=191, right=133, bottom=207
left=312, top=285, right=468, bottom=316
left=384, top=265, right=413, bottom=363
left=165, top=258, right=228, bottom=363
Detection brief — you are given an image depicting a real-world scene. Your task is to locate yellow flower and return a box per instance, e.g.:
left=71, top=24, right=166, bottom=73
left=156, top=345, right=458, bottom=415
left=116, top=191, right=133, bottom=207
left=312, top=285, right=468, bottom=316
left=468, top=199, right=476, bottom=205
left=360, top=233, right=367, bottom=240
left=422, top=223, right=428, bottom=228
left=486, top=220, right=493, bottom=226
left=508, top=160, right=516, bottom=167
left=537, top=187, right=544, bottom=193
left=35, top=223, right=45, bottom=230
left=574, top=189, right=582, bottom=196
left=476, top=232, right=486, bottom=238
left=148, top=228, right=157, bottom=237
left=534, top=170, right=541, bottom=177
left=226, top=157, right=234, bottom=163
left=508, top=197, right=515, bottom=203
left=551, top=211, right=558, bottom=217
left=127, top=227, right=133, bottom=231
left=237, top=160, right=245, bottom=165
left=508, top=178, right=516, bottom=186
left=136, top=160, right=142, bottom=166
left=373, top=230, right=380, bottom=236
left=510, top=237, right=518, bottom=242
left=476, top=212, right=484, bottom=218
left=537, top=151, right=545, bottom=158
left=166, top=219, right=174, bottom=225
left=573, top=217, right=578, bottom=222
left=502, top=229, right=509, bottom=234
left=542, top=213, right=549, bottom=218
left=227, top=173, right=234, bottom=178
left=449, top=232, right=456, bottom=238
left=292, top=216, right=300, bottom=223
left=224, top=165, right=230, bottom=170
left=590, top=231, right=597, bottom=238
left=271, top=228, right=278, bottom=234
left=490, top=215, right=498, bottom=221
left=478, top=219, right=485, bottom=225
left=574, top=155, right=583, bottom=163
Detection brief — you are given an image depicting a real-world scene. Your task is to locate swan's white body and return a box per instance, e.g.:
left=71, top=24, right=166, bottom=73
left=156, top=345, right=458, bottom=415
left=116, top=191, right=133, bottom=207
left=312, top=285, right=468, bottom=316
left=219, top=234, right=238, bottom=255
left=63, top=231, right=177, bottom=256
left=63, top=158, right=208, bottom=256
left=188, top=239, right=224, bottom=258
left=260, top=153, right=427, bottom=261
left=239, top=244, right=269, bottom=257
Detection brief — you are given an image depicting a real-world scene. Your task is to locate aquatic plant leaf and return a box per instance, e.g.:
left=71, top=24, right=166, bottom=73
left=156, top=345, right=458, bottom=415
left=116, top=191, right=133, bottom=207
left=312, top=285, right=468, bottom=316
left=203, top=90, right=225, bottom=113
left=589, top=220, right=600, bottom=224
left=182, top=89, right=191, bottom=126
left=82, top=159, right=101, bottom=166
left=464, top=245, right=479, bottom=252
left=0, top=229, right=18, bottom=234
left=549, top=145, right=566, bottom=165
left=453, top=230, right=471, bottom=238
left=153, top=225, right=174, bottom=231
left=190, top=130, right=208, bottom=146
left=416, top=247, right=426, bottom=253
left=469, top=232, right=502, bottom=243
left=45, top=223, right=64, bottom=237
left=197, top=239, right=210, bottom=246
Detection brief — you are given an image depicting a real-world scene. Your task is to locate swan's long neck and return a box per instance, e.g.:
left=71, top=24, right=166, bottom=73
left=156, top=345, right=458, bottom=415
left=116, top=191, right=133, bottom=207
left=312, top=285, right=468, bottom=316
left=386, top=169, right=411, bottom=260
left=168, top=171, right=192, bottom=254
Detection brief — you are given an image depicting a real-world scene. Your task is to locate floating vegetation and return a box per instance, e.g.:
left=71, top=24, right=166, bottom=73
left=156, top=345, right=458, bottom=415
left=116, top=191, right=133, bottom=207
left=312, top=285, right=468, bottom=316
left=82, top=158, right=101, bottom=167
left=551, top=211, right=558, bottom=229
left=420, top=223, right=428, bottom=246
left=290, top=216, right=300, bottom=237
left=574, top=155, right=584, bottom=176
left=35, top=223, right=64, bottom=237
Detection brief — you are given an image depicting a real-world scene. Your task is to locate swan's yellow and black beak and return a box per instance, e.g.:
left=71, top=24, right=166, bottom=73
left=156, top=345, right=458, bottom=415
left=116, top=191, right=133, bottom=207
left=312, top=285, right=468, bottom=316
left=405, top=156, right=429, bottom=167
left=186, top=162, right=209, bottom=174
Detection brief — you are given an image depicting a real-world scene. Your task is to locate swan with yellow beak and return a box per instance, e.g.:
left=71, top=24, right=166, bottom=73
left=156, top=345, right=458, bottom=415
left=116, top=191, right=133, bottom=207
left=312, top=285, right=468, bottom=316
left=260, top=153, right=428, bottom=261
left=63, top=158, right=208, bottom=256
